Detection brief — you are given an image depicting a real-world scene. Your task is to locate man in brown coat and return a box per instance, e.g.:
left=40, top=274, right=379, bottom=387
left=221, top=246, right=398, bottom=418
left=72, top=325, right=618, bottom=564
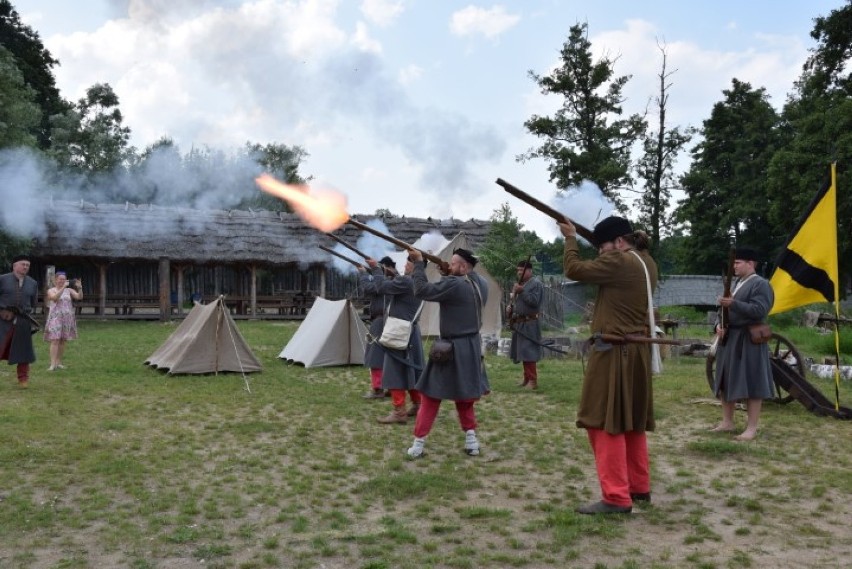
left=559, top=216, right=657, bottom=515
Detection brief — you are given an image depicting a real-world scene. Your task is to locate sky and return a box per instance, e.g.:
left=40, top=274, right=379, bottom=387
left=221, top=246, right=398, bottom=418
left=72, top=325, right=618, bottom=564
left=10, top=0, right=845, bottom=242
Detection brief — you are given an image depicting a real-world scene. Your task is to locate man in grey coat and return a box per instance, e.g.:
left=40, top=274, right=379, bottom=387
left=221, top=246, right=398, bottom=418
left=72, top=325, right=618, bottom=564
left=508, top=259, right=543, bottom=389
left=0, top=255, right=39, bottom=388
left=712, top=247, right=775, bottom=441
left=373, top=255, right=424, bottom=424
left=358, top=256, right=396, bottom=399
left=405, top=247, right=489, bottom=458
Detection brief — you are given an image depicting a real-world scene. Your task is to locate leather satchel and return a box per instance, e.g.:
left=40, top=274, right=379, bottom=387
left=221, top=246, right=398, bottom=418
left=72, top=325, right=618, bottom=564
left=748, top=323, right=772, bottom=344
left=428, top=338, right=454, bottom=363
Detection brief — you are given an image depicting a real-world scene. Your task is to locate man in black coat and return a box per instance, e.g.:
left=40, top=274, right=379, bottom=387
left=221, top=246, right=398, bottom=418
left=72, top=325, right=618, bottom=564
left=0, top=255, right=39, bottom=388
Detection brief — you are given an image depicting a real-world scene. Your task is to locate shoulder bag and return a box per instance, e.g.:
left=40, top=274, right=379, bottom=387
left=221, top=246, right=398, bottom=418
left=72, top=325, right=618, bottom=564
left=379, top=299, right=424, bottom=350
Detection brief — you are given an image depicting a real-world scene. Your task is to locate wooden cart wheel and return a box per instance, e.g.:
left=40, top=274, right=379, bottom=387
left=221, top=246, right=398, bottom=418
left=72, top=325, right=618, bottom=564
left=705, top=332, right=801, bottom=404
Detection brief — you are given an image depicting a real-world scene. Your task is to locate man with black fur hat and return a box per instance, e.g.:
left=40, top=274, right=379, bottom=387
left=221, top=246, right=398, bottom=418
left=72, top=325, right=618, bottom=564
left=559, top=216, right=657, bottom=515
left=405, top=247, right=489, bottom=458
left=711, top=246, right=774, bottom=441
left=358, top=256, right=397, bottom=399
left=508, top=258, right=543, bottom=389
left=0, top=255, right=39, bottom=388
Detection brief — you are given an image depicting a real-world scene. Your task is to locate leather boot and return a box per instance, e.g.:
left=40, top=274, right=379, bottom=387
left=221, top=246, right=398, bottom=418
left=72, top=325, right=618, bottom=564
left=526, top=380, right=538, bottom=390
left=516, top=378, right=529, bottom=387
left=377, top=408, right=408, bottom=424
left=406, top=402, right=420, bottom=417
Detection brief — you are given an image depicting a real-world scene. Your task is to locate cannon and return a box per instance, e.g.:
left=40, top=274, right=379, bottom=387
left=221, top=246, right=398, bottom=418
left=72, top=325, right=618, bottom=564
left=706, top=332, right=852, bottom=419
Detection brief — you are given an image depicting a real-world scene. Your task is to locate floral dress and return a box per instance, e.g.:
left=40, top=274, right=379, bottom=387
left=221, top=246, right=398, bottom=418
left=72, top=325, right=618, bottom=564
left=44, top=287, right=78, bottom=341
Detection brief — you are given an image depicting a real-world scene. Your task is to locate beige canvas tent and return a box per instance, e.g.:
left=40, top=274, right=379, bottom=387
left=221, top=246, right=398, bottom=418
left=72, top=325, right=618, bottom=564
left=415, top=233, right=504, bottom=339
left=279, top=297, right=368, bottom=368
left=145, top=296, right=262, bottom=374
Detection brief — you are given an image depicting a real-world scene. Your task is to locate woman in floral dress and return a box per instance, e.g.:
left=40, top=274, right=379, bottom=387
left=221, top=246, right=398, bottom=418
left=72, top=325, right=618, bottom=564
left=44, top=272, right=83, bottom=370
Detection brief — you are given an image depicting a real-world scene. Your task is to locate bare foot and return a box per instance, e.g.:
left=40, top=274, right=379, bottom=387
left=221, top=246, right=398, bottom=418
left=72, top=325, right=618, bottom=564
left=709, top=423, right=735, bottom=433
left=734, top=430, right=757, bottom=441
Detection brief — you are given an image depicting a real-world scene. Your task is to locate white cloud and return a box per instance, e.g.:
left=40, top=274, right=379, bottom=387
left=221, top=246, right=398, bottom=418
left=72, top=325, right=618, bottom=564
left=449, top=5, right=520, bottom=39
left=360, top=0, right=405, bottom=28
left=352, top=21, right=382, bottom=53
left=398, top=63, right=423, bottom=85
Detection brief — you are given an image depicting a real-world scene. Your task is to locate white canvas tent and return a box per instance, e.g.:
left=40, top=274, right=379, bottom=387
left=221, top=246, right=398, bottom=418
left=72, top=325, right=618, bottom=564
left=415, top=232, right=504, bottom=339
left=279, top=297, right=368, bottom=368
left=145, top=296, right=262, bottom=374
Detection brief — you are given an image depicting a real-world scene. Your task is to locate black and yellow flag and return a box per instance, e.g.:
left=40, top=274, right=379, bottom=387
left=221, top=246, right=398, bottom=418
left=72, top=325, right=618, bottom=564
left=769, top=163, right=839, bottom=315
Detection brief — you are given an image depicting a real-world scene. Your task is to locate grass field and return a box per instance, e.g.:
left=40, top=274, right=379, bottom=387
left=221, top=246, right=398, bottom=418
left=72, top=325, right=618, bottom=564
left=1, top=318, right=850, bottom=569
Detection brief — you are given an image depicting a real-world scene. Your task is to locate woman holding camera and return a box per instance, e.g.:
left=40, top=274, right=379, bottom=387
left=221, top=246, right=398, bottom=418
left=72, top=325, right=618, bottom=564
left=44, top=272, right=83, bottom=371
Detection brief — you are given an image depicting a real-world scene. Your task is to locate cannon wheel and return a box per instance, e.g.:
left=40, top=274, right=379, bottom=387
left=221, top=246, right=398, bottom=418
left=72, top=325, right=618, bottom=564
left=705, top=332, right=802, bottom=404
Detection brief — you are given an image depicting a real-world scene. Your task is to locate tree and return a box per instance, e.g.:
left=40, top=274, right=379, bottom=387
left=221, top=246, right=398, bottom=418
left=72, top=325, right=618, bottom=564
left=634, top=43, right=692, bottom=258
left=479, top=203, right=544, bottom=283
left=520, top=22, right=646, bottom=208
left=237, top=142, right=309, bottom=211
left=674, top=79, right=783, bottom=274
left=0, top=0, right=68, bottom=149
left=0, top=45, right=41, bottom=149
left=48, top=83, right=134, bottom=176
left=765, top=1, right=851, bottom=288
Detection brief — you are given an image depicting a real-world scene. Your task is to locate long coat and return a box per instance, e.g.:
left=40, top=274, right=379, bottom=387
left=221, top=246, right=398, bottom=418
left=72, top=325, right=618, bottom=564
left=563, top=239, right=657, bottom=434
left=359, top=268, right=387, bottom=369
left=412, top=262, right=489, bottom=401
left=375, top=273, right=424, bottom=390
left=0, top=272, right=39, bottom=364
left=713, top=274, right=775, bottom=401
left=509, top=276, right=543, bottom=363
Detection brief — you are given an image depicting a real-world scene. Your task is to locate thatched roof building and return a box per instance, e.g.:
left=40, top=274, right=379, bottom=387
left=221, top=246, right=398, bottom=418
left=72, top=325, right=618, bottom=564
left=26, top=200, right=492, bottom=319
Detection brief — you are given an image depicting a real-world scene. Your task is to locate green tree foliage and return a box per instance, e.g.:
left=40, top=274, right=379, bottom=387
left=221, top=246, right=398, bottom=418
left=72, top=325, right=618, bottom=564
left=766, top=0, right=851, bottom=288
left=634, top=44, right=692, bottom=258
left=238, top=141, right=309, bottom=211
left=479, top=203, right=544, bottom=282
left=0, top=45, right=40, bottom=148
left=520, top=22, right=646, bottom=208
left=674, top=79, right=783, bottom=274
left=0, top=0, right=68, bottom=149
left=48, top=83, right=134, bottom=175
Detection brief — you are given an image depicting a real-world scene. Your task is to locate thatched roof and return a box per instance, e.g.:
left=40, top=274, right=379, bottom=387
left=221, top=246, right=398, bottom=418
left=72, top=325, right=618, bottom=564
left=30, top=200, right=491, bottom=266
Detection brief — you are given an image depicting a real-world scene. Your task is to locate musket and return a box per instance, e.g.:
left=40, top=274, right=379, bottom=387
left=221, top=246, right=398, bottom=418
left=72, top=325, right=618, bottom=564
left=506, top=254, right=532, bottom=325
left=346, top=218, right=450, bottom=272
left=719, top=248, right=735, bottom=345
left=0, top=305, right=41, bottom=333
left=325, top=232, right=371, bottom=262
left=318, top=245, right=366, bottom=270
left=593, top=333, right=685, bottom=346
left=495, top=178, right=598, bottom=245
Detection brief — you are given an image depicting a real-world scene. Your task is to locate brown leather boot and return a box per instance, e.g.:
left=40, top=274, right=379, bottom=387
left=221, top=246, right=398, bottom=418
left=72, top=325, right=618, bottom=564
left=406, top=402, right=420, bottom=417
left=517, top=378, right=529, bottom=387
left=526, top=380, right=538, bottom=390
left=377, top=408, right=408, bottom=424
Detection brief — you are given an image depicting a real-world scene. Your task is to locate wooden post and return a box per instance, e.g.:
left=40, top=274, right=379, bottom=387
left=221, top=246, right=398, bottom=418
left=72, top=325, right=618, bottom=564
left=159, top=257, right=171, bottom=322
left=250, top=264, right=258, bottom=319
left=175, top=265, right=185, bottom=316
left=98, top=263, right=107, bottom=316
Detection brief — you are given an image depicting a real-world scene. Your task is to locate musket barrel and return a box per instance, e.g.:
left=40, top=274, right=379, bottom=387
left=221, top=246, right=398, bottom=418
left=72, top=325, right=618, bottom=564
left=346, top=219, right=448, bottom=268
left=325, top=232, right=370, bottom=261
left=495, top=178, right=597, bottom=245
left=318, top=245, right=364, bottom=269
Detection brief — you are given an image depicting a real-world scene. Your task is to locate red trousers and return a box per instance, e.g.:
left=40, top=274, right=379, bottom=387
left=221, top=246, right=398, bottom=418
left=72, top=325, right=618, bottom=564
left=586, top=428, right=650, bottom=507
left=370, top=368, right=383, bottom=390
left=390, top=389, right=421, bottom=408
left=413, top=394, right=476, bottom=438
left=523, top=361, right=537, bottom=382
